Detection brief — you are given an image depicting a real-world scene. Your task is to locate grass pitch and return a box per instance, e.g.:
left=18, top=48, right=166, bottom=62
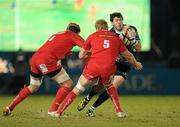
left=0, top=95, right=180, bottom=127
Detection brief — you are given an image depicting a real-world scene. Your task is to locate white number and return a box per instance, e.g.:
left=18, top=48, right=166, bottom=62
left=103, top=40, right=110, bottom=48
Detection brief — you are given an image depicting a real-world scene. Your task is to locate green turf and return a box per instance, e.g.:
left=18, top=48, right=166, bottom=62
left=0, top=95, right=180, bottom=127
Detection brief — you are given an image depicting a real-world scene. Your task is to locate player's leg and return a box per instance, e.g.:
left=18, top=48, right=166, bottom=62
left=54, top=74, right=92, bottom=117
left=86, top=75, right=125, bottom=117
left=48, top=67, right=73, bottom=113
left=86, top=90, right=109, bottom=117
left=77, top=81, right=103, bottom=111
left=103, top=74, right=126, bottom=118
left=113, top=75, right=126, bottom=118
left=112, top=75, right=127, bottom=118
left=2, top=59, right=44, bottom=116
left=106, top=85, right=124, bottom=114
left=3, top=75, right=42, bottom=116
left=106, top=83, right=127, bottom=118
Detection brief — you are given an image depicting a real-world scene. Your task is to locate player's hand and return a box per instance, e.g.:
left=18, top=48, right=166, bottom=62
left=126, top=28, right=136, bottom=39
left=134, top=62, right=143, bottom=70
left=115, top=55, right=123, bottom=62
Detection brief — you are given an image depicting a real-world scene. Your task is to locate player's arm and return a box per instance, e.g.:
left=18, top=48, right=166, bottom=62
left=121, top=49, right=142, bottom=70
left=118, top=37, right=142, bottom=70
left=79, top=35, right=92, bottom=59
left=79, top=48, right=91, bottom=59
left=134, top=41, right=141, bottom=52
left=71, top=33, right=85, bottom=48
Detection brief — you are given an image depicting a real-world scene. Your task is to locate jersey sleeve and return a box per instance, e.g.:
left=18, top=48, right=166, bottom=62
left=71, top=33, right=85, bottom=48
left=83, top=35, right=92, bottom=50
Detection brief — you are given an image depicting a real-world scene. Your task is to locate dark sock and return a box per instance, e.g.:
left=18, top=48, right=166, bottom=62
left=86, top=86, right=98, bottom=100
left=92, top=90, right=109, bottom=108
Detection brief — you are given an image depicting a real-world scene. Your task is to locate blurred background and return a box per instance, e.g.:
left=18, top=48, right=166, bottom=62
left=0, top=0, right=180, bottom=95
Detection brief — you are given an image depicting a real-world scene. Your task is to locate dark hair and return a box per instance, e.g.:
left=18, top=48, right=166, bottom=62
left=110, top=12, right=123, bottom=22
left=67, top=22, right=80, bottom=34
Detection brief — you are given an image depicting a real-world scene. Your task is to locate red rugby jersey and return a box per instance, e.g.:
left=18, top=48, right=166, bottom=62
left=33, top=30, right=84, bottom=60
left=83, top=29, right=126, bottom=69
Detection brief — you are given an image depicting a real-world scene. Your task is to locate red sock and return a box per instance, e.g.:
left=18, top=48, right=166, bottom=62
left=56, top=91, right=77, bottom=115
left=49, top=86, right=71, bottom=112
left=9, top=86, right=31, bottom=111
left=107, top=86, right=123, bottom=112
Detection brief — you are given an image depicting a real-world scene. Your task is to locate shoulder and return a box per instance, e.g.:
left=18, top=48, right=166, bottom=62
left=109, top=27, right=116, bottom=33
left=63, top=30, right=78, bottom=36
left=52, top=31, right=67, bottom=38
left=89, top=31, right=98, bottom=37
left=65, top=30, right=82, bottom=39
left=109, top=27, right=120, bottom=37
left=65, top=30, right=74, bottom=35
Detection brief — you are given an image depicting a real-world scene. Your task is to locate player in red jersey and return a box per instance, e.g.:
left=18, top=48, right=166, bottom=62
left=50, top=19, right=142, bottom=117
left=77, top=12, right=142, bottom=118
left=2, top=22, right=84, bottom=116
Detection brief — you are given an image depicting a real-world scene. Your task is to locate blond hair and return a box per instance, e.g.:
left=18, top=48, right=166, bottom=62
left=95, top=19, right=108, bottom=30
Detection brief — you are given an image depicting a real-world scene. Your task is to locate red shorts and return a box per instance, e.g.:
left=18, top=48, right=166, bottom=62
left=82, top=63, right=116, bottom=85
left=30, top=54, right=61, bottom=76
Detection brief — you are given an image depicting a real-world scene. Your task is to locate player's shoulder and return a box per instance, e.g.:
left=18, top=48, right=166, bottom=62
left=109, top=27, right=121, bottom=37
left=98, top=30, right=118, bottom=39
left=65, top=30, right=82, bottom=39
left=65, top=30, right=74, bottom=35
left=57, top=30, right=76, bottom=35
left=51, top=31, right=66, bottom=39
left=89, top=31, right=100, bottom=37
left=107, top=28, right=120, bottom=37
left=87, top=32, right=94, bottom=37
left=109, top=27, right=116, bottom=33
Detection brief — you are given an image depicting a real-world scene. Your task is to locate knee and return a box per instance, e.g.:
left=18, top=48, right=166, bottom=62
left=61, top=79, right=73, bottom=89
left=28, top=85, right=40, bottom=93
left=112, top=83, right=118, bottom=89
left=75, top=81, right=86, bottom=92
left=29, top=76, right=42, bottom=92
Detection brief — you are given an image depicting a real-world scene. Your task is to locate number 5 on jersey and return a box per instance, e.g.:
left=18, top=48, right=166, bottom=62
left=103, top=40, right=110, bottom=48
